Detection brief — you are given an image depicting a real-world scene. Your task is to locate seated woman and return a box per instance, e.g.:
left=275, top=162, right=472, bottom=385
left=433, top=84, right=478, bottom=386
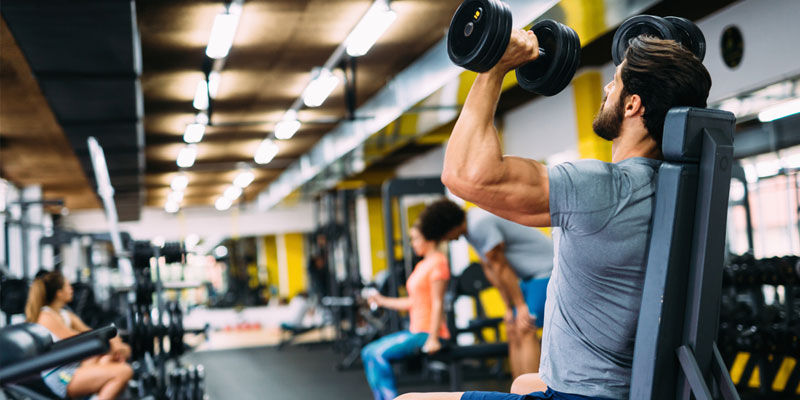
left=25, top=270, right=133, bottom=400
left=363, top=211, right=452, bottom=400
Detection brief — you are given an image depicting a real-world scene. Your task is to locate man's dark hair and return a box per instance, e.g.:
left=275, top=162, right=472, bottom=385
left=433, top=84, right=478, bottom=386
left=621, top=35, right=712, bottom=150
left=417, top=199, right=466, bottom=242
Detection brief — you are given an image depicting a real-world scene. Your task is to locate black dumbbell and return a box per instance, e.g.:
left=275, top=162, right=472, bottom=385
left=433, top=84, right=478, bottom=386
left=611, top=15, right=706, bottom=66
left=447, top=0, right=581, bottom=96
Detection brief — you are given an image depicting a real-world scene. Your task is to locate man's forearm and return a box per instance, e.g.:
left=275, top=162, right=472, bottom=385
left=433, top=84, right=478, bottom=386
left=499, top=265, right=527, bottom=309
left=482, top=263, right=515, bottom=309
left=443, top=71, right=507, bottom=191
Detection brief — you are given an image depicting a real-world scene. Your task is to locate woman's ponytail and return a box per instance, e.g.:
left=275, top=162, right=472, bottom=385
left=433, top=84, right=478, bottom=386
left=25, top=279, right=46, bottom=323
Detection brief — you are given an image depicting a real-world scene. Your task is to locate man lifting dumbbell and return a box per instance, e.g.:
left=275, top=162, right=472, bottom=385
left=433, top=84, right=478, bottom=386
left=397, top=6, right=711, bottom=400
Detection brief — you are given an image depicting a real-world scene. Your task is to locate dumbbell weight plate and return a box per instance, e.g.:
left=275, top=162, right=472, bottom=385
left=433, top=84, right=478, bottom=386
left=447, top=0, right=511, bottom=72
left=516, top=20, right=581, bottom=96
left=611, top=15, right=679, bottom=65
left=664, top=16, right=706, bottom=62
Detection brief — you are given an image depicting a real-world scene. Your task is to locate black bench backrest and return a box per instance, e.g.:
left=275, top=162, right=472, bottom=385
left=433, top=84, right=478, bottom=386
left=630, top=107, right=735, bottom=400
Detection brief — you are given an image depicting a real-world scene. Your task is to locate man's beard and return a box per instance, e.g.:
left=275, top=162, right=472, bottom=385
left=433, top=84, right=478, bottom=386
left=592, top=96, right=624, bottom=141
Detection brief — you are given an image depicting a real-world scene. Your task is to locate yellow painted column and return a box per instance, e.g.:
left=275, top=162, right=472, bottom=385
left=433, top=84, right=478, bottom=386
left=283, top=233, right=307, bottom=299
left=572, top=71, right=611, bottom=161
left=367, top=196, right=388, bottom=277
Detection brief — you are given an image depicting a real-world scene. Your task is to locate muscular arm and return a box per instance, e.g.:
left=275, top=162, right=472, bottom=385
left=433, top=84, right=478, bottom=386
left=485, top=244, right=526, bottom=310
left=442, top=30, right=551, bottom=227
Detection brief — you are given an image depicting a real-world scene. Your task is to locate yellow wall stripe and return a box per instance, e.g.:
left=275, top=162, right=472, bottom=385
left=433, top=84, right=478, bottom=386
left=367, top=196, right=388, bottom=277
left=572, top=71, right=611, bottom=161
left=772, top=356, right=797, bottom=392
left=284, top=233, right=307, bottom=299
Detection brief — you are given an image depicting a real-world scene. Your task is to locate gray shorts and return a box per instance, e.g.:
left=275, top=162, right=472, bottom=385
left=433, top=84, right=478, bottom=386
left=41, top=362, right=79, bottom=399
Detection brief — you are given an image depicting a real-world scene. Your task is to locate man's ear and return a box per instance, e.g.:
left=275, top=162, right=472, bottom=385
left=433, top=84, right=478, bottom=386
left=624, top=94, right=644, bottom=117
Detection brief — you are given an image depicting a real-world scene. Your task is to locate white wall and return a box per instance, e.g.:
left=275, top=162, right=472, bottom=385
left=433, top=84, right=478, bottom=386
left=395, top=144, right=446, bottom=178
left=700, top=0, right=800, bottom=103
left=63, top=202, right=315, bottom=255
left=503, top=85, right=579, bottom=162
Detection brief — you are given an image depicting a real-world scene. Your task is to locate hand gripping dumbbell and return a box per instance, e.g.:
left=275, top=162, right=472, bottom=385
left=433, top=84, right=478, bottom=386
left=446, top=0, right=581, bottom=97
left=611, top=15, right=706, bottom=65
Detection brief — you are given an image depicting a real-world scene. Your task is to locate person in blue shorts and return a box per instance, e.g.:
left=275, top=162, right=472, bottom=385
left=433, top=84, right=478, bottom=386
left=396, top=26, right=711, bottom=400
left=424, top=199, right=553, bottom=378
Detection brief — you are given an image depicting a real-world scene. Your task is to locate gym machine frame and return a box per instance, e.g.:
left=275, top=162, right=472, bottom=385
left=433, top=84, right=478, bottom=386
left=630, top=107, right=740, bottom=400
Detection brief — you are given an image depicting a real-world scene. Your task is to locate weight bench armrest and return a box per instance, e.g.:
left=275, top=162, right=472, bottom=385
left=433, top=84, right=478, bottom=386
left=51, top=325, right=117, bottom=352
left=0, top=338, right=109, bottom=384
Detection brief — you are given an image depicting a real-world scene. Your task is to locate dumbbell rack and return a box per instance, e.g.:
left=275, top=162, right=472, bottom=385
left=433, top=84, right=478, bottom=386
left=719, top=254, right=800, bottom=397
left=126, top=242, right=205, bottom=400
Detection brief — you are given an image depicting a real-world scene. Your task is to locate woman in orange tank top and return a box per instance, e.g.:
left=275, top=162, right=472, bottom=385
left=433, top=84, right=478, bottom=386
left=363, top=213, right=452, bottom=400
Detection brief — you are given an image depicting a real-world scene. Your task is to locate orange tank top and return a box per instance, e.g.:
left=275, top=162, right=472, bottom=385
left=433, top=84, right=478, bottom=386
left=406, top=252, right=450, bottom=339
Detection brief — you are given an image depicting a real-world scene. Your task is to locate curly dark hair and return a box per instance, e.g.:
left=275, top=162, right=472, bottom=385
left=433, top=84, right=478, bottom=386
left=621, top=36, right=711, bottom=151
left=416, top=199, right=466, bottom=242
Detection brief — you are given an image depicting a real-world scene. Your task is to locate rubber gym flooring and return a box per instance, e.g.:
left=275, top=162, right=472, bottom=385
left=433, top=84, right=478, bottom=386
left=184, top=344, right=512, bottom=400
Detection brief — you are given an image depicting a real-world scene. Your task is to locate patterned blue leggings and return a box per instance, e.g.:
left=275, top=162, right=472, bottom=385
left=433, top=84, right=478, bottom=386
left=361, top=330, right=429, bottom=400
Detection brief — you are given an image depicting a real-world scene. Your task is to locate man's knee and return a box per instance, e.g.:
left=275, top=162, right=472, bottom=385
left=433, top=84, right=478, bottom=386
left=510, top=373, right=547, bottom=394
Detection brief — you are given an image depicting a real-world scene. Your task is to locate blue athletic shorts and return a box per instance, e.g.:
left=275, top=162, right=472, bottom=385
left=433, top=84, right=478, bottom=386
left=462, top=387, right=613, bottom=400
left=519, top=276, right=549, bottom=328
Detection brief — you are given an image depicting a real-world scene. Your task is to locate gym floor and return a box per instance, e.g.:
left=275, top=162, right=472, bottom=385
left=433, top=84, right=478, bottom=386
left=184, top=343, right=511, bottom=399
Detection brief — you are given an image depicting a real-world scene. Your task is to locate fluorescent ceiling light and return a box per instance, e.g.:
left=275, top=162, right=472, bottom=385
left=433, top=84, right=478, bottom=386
left=177, top=145, right=198, bottom=168
left=255, top=138, right=279, bottom=164
left=215, top=196, right=233, bottom=211
left=168, top=190, right=184, bottom=204
left=782, top=153, right=800, bottom=169
left=165, top=201, right=180, bottom=213
left=206, top=13, right=240, bottom=59
left=233, top=170, right=255, bottom=188
left=171, top=174, right=189, bottom=191
left=758, top=98, right=800, bottom=122
left=208, top=71, right=221, bottom=99
left=183, top=123, right=206, bottom=143
left=223, top=185, right=243, bottom=200
left=345, top=0, right=397, bottom=57
left=193, top=80, right=209, bottom=111
left=275, top=110, right=301, bottom=139
left=195, top=112, right=209, bottom=125
left=302, top=69, right=340, bottom=107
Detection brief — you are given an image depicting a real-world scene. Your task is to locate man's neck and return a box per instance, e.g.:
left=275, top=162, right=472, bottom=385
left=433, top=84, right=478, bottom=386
left=611, top=128, right=660, bottom=163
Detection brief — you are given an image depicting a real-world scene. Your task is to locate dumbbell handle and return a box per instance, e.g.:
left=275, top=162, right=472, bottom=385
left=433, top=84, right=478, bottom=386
left=536, top=48, right=548, bottom=62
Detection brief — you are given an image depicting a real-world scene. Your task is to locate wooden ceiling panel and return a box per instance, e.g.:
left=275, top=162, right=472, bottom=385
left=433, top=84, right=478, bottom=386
left=0, top=19, right=99, bottom=210
left=134, top=0, right=463, bottom=207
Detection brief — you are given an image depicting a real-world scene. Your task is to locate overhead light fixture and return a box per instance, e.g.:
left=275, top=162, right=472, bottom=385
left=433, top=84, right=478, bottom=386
left=195, top=112, right=209, bottom=125
left=208, top=71, right=221, bottom=99
left=255, top=138, right=279, bottom=164
left=755, top=159, right=781, bottom=177
left=345, top=0, right=397, bottom=57
left=168, top=190, right=184, bottom=204
left=206, top=10, right=240, bottom=59
left=193, top=80, right=209, bottom=111
left=183, top=123, right=206, bottom=143
left=275, top=110, right=301, bottom=140
left=177, top=144, right=198, bottom=168
left=214, top=245, right=229, bottom=257
left=165, top=201, right=180, bottom=214
left=782, top=153, right=800, bottom=169
left=215, top=196, right=233, bottom=211
left=758, top=98, right=800, bottom=122
left=171, top=174, right=189, bottom=191
left=302, top=69, right=340, bottom=108
left=223, top=185, right=243, bottom=200
left=233, top=170, right=255, bottom=188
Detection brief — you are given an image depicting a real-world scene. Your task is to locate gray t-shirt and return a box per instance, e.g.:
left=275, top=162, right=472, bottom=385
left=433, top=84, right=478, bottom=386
left=464, top=207, right=554, bottom=280
left=540, top=157, right=661, bottom=399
